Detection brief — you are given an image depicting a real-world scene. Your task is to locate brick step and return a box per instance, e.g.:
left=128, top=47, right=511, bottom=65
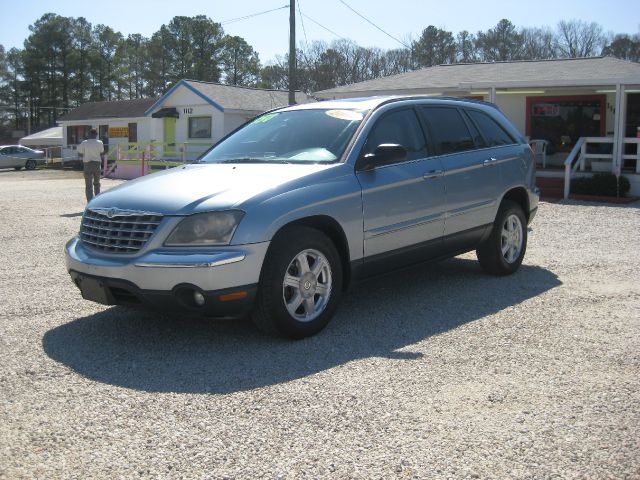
left=539, top=187, right=564, bottom=198
left=536, top=177, right=564, bottom=188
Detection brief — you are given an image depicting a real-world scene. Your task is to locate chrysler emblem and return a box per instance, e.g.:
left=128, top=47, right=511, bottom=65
left=107, top=208, right=118, bottom=218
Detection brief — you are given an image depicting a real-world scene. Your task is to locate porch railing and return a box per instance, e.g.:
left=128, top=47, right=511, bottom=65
left=563, top=137, right=640, bottom=199
left=103, top=141, right=213, bottom=177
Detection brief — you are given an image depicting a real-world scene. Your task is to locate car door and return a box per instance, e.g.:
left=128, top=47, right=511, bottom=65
left=0, top=147, right=19, bottom=168
left=356, top=107, right=446, bottom=272
left=419, top=106, right=498, bottom=245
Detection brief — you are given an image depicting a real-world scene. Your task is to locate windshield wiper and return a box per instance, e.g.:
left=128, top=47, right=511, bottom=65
left=220, top=158, right=291, bottom=164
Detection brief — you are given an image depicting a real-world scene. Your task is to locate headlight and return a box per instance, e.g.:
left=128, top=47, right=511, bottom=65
left=164, top=211, right=244, bottom=246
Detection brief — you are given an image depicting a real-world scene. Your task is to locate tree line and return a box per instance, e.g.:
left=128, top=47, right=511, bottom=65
left=0, top=13, right=638, bottom=134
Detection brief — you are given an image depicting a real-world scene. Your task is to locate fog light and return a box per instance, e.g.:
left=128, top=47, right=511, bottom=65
left=193, top=291, right=206, bottom=306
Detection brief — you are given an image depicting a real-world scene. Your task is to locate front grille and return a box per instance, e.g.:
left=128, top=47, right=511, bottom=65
left=80, top=209, right=163, bottom=253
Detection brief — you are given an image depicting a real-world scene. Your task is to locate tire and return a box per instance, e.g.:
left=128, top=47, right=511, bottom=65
left=476, top=200, right=527, bottom=276
left=25, top=160, right=36, bottom=170
left=252, top=226, right=343, bottom=339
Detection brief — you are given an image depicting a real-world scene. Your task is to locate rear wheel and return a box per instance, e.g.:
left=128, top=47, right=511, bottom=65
left=476, top=200, right=527, bottom=276
left=25, top=160, right=37, bottom=170
left=252, top=226, right=343, bottom=339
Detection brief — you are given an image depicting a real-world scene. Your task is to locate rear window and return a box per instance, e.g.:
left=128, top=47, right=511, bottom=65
left=467, top=110, right=516, bottom=146
left=420, top=107, right=475, bottom=155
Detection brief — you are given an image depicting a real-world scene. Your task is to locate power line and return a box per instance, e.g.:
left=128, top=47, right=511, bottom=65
left=301, top=13, right=346, bottom=41
left=337, top=0, right=410, bottom=49
left=221, top=5, right=289, bottom=25
left=297, top=0, right=310, bottom=51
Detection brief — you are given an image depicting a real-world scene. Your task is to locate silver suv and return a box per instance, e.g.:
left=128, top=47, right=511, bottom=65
left=65, top=96, right=539, bottom=338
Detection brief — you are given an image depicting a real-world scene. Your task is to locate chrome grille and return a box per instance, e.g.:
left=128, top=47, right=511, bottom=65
left=80, top=208, right=163, bottom=253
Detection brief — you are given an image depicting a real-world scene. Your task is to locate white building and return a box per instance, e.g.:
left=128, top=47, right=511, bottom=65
left=59, top=81, right=312, bottom=177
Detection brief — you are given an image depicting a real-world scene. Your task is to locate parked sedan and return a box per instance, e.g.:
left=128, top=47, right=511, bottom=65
left=0, top=145, right=46, bottom=170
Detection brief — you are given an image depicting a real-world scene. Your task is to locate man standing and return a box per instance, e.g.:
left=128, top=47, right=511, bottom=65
left=77, top=128, right=104, bottom=202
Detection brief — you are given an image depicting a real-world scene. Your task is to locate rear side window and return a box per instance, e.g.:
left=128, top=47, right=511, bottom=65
left=420, top=107, right=475, bottom=155
left=363, top=109, right=428, bottom=161
left=467, top=110, right=516, bottom=146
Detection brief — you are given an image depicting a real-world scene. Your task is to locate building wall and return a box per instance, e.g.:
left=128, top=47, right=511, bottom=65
left=155, top=88, right=225, bottom=143
left=59, top=117, right=153, bottom=159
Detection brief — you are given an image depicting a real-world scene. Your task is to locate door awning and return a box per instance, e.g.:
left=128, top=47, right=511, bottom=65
left=151, top=107, right=179, bottom=118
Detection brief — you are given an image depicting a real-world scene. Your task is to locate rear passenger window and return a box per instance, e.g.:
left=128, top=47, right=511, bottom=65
left=420, top=107, right=475, bottom=155
left=467, top=110, right=516, bottom=146
left=363, top=109, right=428, bottom=161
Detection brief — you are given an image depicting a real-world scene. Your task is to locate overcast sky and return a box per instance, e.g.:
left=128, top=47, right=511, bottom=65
left=1, top=0, right=638, bottom=63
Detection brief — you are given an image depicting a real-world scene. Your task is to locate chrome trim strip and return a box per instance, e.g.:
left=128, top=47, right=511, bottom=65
left=366, top=213, right=444, bottom=239
left=89, top=207, right=165, bottom=217
left=134, top=254, right=246, bottom=268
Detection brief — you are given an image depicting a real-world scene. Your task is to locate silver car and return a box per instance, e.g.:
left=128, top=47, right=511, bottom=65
left=65, top=96, right=539, bottom=338
left=0, top=145, right=46, bottom=170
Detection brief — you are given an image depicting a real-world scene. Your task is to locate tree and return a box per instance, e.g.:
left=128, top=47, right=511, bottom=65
left=556, top=20, right=605, bottom=58
left=456, top=31, right=478, bottom=63
left=602, top=34, right=640, bottom=62
left=222, top=36, right=260, bottom=86
left=520, top=27, right=558, bottom=60
left=475, top=19, right=523, bottom=61
left=412, top=26, right=457, bottom=67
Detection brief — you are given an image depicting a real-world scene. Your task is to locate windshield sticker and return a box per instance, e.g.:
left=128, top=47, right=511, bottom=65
left=252, top=113, right=279, bottom=124
left=325, top=110, right=364, bottom=121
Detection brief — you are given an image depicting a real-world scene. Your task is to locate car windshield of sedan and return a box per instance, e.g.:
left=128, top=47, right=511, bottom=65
left=199, top=108, right=367, bottom=164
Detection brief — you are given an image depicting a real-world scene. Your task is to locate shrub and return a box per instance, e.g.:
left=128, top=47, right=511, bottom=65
left=571, top=173, right=630, bottom=197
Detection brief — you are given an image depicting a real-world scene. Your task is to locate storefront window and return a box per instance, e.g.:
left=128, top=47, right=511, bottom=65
left=527, top=96, right=605, bottom=154
left=188, top=116, right=212, bottom=139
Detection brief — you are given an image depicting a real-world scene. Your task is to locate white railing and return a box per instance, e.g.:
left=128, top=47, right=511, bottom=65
left=563, top=137, right=640, bottom=199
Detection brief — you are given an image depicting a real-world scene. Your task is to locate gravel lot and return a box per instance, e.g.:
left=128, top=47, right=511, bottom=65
left=0, top=168, right=638, bottom=479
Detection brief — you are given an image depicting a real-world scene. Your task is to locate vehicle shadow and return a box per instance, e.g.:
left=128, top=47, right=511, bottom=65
left=42, top=258, right=561, bottom=394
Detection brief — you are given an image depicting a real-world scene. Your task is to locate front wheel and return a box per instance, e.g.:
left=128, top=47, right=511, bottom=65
left=252, top=226, right=343, bottom=339
left=476, top=200, right=527, bottom=276
left=25, top=160, right=37, bottom=170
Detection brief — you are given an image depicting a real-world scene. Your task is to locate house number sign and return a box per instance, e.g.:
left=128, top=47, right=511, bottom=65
left=183, top=108, right=193, bottom=114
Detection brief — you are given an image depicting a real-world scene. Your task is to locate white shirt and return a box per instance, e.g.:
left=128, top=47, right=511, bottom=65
left=78, top=138, right=105, bottom=163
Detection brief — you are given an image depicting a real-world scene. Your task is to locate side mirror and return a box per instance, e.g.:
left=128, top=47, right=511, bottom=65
left=358, top=143, right=407, bottom=171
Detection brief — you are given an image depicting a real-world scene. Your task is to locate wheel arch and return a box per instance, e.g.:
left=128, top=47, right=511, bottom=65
left=269, top=215, right=352, bottom=291
left=500, top=187, right=530, bottom=221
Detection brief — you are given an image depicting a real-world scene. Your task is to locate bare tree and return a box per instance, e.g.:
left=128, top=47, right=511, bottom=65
left=556, top=20, right=605, bottom=57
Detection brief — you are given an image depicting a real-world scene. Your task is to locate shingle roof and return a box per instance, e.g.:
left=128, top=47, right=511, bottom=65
left=315, top=57, right=640, bottom=98
left=177, top=80, right=313, bottom=112
left=59, top=98, right=160, bottom=121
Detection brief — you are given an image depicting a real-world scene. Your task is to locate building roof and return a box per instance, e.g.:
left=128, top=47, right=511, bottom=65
left=315, top=57, right=640, bottom=98
left=59, top=98, right=160, bottom=121
left=145, top=80, right=314, bottom=115
left=20, top=126, right=62, bottom=146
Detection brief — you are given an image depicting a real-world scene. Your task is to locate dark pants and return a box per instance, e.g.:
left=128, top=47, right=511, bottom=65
left=83, top=162, right=101, bottom=202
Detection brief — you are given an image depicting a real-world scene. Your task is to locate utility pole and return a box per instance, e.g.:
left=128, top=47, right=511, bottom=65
left=288, top=1, right=296, bottom=105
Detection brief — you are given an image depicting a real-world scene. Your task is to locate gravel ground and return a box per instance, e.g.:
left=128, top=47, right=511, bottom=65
left=0, top=168, right=639, bottom=479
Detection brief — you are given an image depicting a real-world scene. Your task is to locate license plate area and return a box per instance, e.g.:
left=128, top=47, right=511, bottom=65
left=76, top=275, right=111, bottom=305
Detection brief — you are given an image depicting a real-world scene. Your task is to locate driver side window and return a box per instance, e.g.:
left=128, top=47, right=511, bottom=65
left=363, top=109, right=428, bottom=161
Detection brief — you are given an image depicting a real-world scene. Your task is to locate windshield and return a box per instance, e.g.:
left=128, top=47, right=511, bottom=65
left=199, top=108, right=367, bottom=164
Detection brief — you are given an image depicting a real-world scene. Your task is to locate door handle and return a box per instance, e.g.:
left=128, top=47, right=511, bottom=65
left=423, top=169, right=443, bottom=179
left=483, top=157, right=498, bottom=166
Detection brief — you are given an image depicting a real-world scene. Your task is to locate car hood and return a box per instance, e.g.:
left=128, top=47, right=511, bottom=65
left=88, top=163, right=336, bottom=214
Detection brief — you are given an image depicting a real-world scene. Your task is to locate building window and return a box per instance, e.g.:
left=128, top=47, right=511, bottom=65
left=128, top=123, right=138, bottom=143
left=189, top=116, right=212, bottom=139
left=67, top=125, right=90, bottom=145
left=526, top=95, right=605, bottom=153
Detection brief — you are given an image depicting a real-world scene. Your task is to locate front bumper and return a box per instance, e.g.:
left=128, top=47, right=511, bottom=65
left=65, top=236, right=270, bottom=317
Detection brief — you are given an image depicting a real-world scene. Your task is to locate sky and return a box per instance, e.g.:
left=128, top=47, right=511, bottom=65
left=1, top=0, right=638, bottom=64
